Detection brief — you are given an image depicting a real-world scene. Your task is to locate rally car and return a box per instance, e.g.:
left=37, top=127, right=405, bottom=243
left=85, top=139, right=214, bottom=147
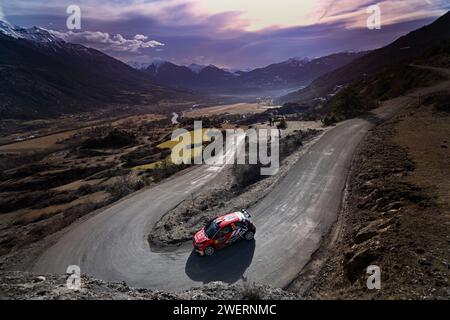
left=192, top=209, right=256, bottom=256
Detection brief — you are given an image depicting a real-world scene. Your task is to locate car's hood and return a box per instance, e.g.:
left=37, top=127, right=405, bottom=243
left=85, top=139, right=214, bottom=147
left=193, top=227, right=209, bottom=244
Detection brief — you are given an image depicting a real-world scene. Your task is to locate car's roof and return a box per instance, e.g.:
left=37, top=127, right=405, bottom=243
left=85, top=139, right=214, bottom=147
left=214, top=212, right=245, bottom=226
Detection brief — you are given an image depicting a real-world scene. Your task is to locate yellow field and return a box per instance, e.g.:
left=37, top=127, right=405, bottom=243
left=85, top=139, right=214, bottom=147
left=132, top=128, right=210, bottom=170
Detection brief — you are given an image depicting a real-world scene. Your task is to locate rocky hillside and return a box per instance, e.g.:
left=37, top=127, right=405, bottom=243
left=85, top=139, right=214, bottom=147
left=0, top=271, right=298, bottom=300
left=302, top=93, right=450, bottom=299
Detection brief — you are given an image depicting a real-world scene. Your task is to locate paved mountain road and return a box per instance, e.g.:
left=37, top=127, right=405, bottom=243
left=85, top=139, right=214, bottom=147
left=31, top=99, right=412, bottom=291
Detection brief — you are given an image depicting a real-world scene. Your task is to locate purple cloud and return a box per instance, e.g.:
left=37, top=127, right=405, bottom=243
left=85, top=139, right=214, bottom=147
left=2, top=0, right=449, bottom=68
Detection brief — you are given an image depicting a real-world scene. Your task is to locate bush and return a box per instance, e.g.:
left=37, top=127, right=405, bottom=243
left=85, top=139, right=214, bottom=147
left=233, top=163, right=264, bottom=188
left=329, top=87, right=364, bottom=119
left=151, top=159, right=189, bottom=183
left=77, top=184, right=94, bottom=195
left=107, top=175, right=144, bottom=200
left=82, top=129, right=136, bottom=149
left=322, top=113, right=338, bottom=126
left=277, top=118, right=288, bottom=130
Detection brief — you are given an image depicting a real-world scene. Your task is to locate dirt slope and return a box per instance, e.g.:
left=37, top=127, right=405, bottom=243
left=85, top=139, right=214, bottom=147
left=297, top=88, right=450, bottom=299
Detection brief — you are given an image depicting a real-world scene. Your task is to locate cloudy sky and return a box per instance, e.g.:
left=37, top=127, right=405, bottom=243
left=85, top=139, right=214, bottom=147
left=1, top=0, right=449, bottom=68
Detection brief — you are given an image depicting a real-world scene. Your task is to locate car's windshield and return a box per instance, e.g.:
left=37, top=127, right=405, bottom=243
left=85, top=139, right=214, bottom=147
left=205, top=221, right=219, bottom=238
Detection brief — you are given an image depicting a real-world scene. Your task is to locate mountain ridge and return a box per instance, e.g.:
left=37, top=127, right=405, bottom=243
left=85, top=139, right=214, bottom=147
left=279, top=11, right=450, bottom=103
left=141, top=52, right=367, bottom=92
left=0, top=20, right=191, bottom=119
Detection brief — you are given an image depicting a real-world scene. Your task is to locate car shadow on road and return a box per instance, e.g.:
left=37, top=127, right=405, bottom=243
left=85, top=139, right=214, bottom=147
left=184, top=239, right=255, bottom=284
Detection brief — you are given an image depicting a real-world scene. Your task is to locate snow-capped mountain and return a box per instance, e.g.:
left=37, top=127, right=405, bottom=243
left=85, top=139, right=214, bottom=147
left=279, top=11, right=450, bottom=104
left=233, top=53, right=366, bottom=90
left=0, top=20, right=190, bottom=119
left=142, top=52, right=367, bottom=92
left=286, top=57, right=310, bottom=63
left=149, top=58, right=170, bottom=74
left=128, top=59, right=169, bottom=71
left=223, top=67, right=253, bottom=74
left=0, top=20, right=63, bottom=45
left=127, top=61, right=152, bottom=70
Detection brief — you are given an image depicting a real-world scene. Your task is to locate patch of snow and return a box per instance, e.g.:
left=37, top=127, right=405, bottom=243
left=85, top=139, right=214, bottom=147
left=0, top=20, right=63, bottom=44
left=127, top=61, right=152, bottom=70
left=285, top=57, right=311, bottom=65
left=150, top=58, right=169, bottom=74
left=188, top=63, right=207, bottom=73
left=151, top=58, right=168, bottom=66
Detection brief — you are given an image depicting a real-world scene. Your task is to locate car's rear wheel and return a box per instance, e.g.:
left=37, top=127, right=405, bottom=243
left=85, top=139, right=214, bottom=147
left=204, top=246, right=215, bottom=256
left=244, top=231, right=254, bottom=241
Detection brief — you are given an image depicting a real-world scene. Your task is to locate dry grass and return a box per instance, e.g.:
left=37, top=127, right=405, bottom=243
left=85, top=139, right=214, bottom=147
left=51, top=179, right=104, bottom=192
left=0, top=113, right=164, bottom=154
left=184, top=103, right=274, bottom=117
left=0, top=129, right=80, bottom=153
left=13, top=191, right=110, bottom=225
left=393, top=104, right=450, bottom=208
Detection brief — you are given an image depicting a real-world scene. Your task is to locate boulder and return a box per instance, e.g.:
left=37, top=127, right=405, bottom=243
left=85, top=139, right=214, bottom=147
left=382, top=201, right=404, bottom=211
left=344, top=241, right=381, bottom=283
left=353, top=218, right=393, bottom=244
left=34, top=276, right=46, bottom=282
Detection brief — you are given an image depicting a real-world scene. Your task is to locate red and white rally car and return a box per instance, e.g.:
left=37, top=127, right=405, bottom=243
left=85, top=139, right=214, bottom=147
left=192, top=209, right=256, bottom=256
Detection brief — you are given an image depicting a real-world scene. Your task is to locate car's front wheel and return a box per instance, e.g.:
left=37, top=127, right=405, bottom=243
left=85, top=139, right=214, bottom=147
left=244, top=231, right=254, bottom=241
left=204, top=246, right=215, bottom=256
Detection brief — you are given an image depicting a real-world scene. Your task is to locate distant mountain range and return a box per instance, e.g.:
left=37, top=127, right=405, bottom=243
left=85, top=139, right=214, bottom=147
left=279, top=11, right=450, bottom=104
left=129, top=52, right=367, bottom=93
left=2, top=11, right=448, bottom=120
left=0, top=21, right=190, bottom=119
